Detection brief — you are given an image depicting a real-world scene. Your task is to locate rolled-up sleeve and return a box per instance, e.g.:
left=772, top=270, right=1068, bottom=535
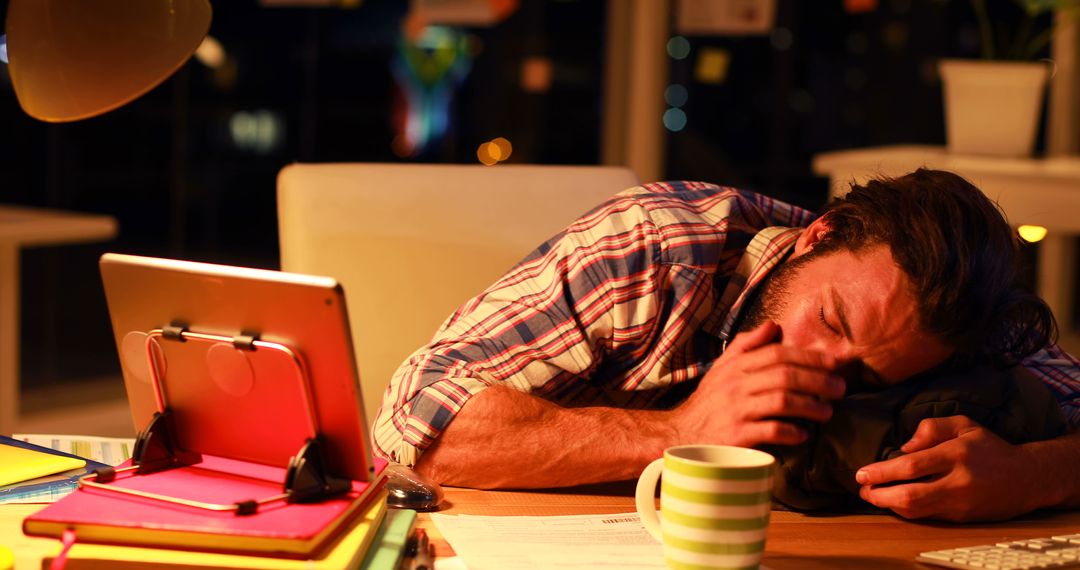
left=370, top=192, right=665, bottom=465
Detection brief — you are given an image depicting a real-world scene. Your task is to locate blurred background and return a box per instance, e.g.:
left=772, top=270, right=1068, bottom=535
left=0, top=0, right=1073, bottom=432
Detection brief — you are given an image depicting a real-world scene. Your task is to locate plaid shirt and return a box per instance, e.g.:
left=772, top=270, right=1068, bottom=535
left=372, top=181, right=1080, bottom=466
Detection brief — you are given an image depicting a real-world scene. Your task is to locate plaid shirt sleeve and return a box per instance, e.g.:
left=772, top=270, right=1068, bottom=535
left=1021, top=343, right=1080, bottom=427
left=371, top=186, right=668, bottom=465
left=369, top=181, right=799, bottom=466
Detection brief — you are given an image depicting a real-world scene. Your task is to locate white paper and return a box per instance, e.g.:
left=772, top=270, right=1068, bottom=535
left=435, top=556, right=469, bottom=570
left=12, top=433, right=135, bottom=466
left=431, top=512, right=666, bottom=569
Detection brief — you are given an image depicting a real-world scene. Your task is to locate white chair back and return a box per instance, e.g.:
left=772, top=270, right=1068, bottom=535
left=277, top=163, right=639, bottom=425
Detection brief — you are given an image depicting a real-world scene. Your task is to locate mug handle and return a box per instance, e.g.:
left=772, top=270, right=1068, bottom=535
left=635, top=458, right=664, bottom=541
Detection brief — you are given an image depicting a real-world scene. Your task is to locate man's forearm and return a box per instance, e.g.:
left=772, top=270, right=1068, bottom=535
left=1024, top=429, right=1080, bottom=511
left=414, top=386, right=680, bottom=489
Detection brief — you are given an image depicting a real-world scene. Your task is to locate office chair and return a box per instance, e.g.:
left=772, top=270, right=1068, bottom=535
left=277, top=163, right=639, bottom=425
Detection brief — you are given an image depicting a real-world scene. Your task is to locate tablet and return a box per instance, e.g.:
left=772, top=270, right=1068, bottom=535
left=99, top=253, right=374, bottom=482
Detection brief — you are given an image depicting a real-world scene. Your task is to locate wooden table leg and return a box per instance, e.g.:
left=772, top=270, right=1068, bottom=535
left=1038, top=234, right=1076, bottom=336
left=0, top=243, right=18, bottom=436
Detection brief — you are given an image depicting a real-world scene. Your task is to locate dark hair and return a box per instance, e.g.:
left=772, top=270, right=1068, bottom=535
left=816, top=168, right=1055, bottom=365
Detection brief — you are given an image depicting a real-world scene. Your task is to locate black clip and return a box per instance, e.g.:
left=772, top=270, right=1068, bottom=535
left=232, top=331, right=259, bottom=351
left=162, top=321, right=189, bottom=342
left=283, top=438, right=351, bottom=504
left=91, top=466, right=117, bottom=483
left=234, top=500, right=259, bottom=516
left=133, top=410, right=202, bottom=474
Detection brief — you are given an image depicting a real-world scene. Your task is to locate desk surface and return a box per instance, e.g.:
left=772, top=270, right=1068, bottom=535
left=811, top=144, right=1080, bottom=232
left=4, top=487, right=1080, bottom=569
left=812, top=144, right=1080, bottom=181
left=417, top=485, right=1080, bottom=570
left=0, top=204, right=117, bottom=246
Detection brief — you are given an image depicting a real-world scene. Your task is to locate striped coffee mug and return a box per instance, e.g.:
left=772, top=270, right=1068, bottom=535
left=635, top=445, right=775, bottom=570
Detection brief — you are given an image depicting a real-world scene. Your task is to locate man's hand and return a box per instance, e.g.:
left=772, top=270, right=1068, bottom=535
left=675, top=321, right=846, bottom=448
left=856, top=416, right=1041, bottom=521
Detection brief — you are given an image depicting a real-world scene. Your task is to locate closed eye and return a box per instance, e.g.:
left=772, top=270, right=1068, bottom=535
left=818, top=306, right=841, bottom=337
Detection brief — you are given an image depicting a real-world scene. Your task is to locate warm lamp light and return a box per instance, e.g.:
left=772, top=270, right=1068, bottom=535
left=5, top=0, right=212, bottom=122
left=1018, top=225, right=1048, bottom=243
left=476, top=137, right=512, bottom=166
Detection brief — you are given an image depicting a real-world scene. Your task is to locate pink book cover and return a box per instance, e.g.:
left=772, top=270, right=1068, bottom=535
left=23, top=454, right=388, bottom=558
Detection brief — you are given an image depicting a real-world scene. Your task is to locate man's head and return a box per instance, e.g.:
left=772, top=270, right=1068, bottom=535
left=740, top=168, right=1055, bottom=385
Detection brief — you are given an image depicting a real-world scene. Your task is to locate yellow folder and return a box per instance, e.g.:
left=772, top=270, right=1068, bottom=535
left=0, top=444, right=85, bottom=487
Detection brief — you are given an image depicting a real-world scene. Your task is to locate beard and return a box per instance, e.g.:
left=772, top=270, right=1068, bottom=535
left=737, top=251, right=818, bottom=334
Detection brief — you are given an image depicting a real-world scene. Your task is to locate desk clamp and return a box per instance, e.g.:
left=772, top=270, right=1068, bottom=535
left=78, top=323, right=351, bottom=516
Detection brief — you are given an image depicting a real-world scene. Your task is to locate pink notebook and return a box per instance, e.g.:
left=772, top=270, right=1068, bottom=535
left=23, top=455, right=388, bottom=557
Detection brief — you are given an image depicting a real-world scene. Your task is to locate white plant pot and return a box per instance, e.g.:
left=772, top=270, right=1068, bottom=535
left=938, top=59, right=1050, bottom=157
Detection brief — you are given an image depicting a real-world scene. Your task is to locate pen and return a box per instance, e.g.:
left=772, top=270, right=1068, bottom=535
left=409, top=528, right=435, bottom=570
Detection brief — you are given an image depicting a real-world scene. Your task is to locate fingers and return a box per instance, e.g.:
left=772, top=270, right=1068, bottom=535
left=901, top=416, right=982, bottom=453
left=856, top=448, right=958, bottom=519
left=858, top=479, right=939, bottom=519
left=724, top=321, right=781, bottom=355
left=734, top=341, right=840, bottom=374
left=740, top=420, right=809, bottom=446
left=720, top=324, right=844, bottom=401
left=855, top=447, right=953, bottom=486
left=742, top=390, right=835, bottom=423
left=746, top=365, right=846, bottom=401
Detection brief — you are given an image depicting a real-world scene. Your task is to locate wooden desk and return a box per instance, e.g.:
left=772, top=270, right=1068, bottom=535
left=812, top=145, right=1080, bottom=336
left=4, top=487, right=1080, bottom=569
left=0, top=504, right=59, bottom=569
left=418, top=485, right=1080, bottom=570
left=0, top=205, right=117, bottom=436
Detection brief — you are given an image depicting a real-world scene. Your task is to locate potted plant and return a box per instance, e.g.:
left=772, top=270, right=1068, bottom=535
left=939, top=0, right=1078, bottom=157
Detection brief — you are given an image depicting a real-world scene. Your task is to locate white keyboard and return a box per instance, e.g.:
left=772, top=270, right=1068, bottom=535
left=918, top=534, right=1080, bottom=569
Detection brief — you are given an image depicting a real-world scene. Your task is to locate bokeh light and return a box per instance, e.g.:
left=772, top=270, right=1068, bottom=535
left=1018, top=225, right=1048, bottom=243
left=667, top=36, right=691, bottom=60
left=663, top=108, right=687, bottom=132
left=665, top=84, right=688, bottom=107
left=694, top=48, right=730, bottom=84
left=195, top=35, right=225, bottom=69
left=770, top=28, right=793, bottom=51
left=229, top=109, right=283, bottom=153
left=477, top=137, right=512, bottom=166
left=491, top=137, right=512, bottom=161
left=477, top=143, right=497, bottom=166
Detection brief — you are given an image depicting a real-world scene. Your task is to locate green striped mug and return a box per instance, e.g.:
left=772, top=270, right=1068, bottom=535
left=635, top=445, right=775, bottom=570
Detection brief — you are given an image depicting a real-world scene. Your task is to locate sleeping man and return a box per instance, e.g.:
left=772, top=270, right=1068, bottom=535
left=371, top=169, right=1080, bottom=522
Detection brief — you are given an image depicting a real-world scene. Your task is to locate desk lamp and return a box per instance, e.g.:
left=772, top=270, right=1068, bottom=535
left=5, top=0, right=212, bottom=122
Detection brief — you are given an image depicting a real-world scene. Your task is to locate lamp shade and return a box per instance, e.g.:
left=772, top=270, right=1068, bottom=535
left=6, top=0, right=212, bottom=122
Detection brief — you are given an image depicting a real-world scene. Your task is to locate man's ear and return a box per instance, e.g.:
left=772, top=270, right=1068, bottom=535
left=792, top=215, right=833, bottom=258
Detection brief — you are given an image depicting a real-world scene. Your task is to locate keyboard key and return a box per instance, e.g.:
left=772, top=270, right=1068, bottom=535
left=1020, top=539, right=1059, bottom=551
left=918, top=533, right=1080, bottom=569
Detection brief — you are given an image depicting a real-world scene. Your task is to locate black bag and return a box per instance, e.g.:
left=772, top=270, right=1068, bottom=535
left=769, top=365, right=1067, bottom=512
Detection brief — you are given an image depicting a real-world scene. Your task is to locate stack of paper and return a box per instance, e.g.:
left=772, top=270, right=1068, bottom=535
left=431, top=511, right=667, bottom=569
left=13, top=433, right=135, bottom=467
